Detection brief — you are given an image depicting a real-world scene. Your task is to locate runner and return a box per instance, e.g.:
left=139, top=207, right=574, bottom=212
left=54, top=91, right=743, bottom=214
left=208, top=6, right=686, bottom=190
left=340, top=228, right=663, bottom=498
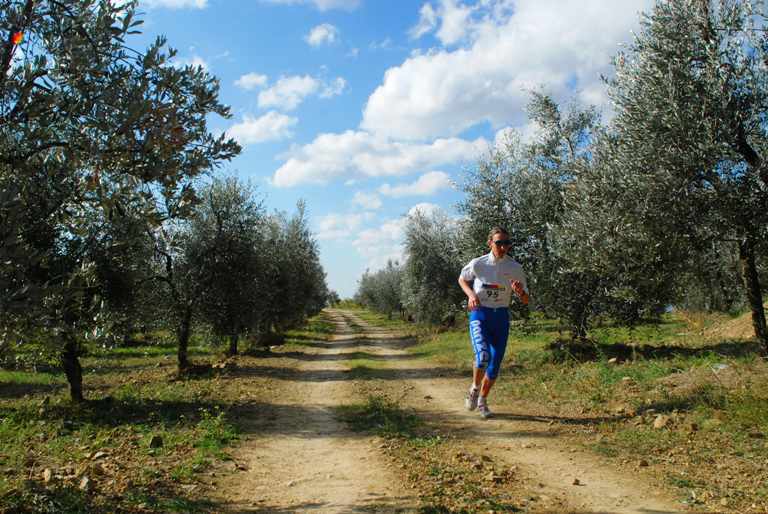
left=458, top=226, right=529, bottom=419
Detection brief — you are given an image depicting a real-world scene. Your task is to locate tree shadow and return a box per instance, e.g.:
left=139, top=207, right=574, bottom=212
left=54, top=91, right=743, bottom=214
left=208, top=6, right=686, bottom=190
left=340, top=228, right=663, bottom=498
left=245, top=350, right=417, bottom=362
left=491, top=411, right=628, bottom=426
left=225, top=364, right=466, bottom=382
left=547, top=338, right=764, bottom=362
left=222, top=499, right=419, bottom=513
left=0, top=380, right=65, bottom=399
left=293, top=338, right=418, bottom=351
left=0, top=395, right=228, bottom=427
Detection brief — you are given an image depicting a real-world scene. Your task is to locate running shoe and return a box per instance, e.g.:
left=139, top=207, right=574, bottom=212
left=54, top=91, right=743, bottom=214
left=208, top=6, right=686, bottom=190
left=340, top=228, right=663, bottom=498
left=465, top=387, right=479, bottom=411
left=478, top=400, right=493, bottom=419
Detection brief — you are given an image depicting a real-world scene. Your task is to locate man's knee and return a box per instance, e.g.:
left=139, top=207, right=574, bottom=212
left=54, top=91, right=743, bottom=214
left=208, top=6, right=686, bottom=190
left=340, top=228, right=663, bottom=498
left=477, top=349, right=490, bottom=368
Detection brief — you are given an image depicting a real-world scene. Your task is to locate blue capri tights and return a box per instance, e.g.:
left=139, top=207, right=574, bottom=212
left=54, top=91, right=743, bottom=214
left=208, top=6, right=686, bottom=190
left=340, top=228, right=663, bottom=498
left=468, top=307, right=509, bottom=380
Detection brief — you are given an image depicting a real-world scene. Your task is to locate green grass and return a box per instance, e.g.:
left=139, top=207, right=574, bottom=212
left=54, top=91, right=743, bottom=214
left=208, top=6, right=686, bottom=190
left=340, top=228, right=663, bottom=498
left=0, top=369, right=65, bottom=385
left=336, top=394, right=422, bottom=438
left=403, top=308, right=768, bottom=511
left=284, top=313, right=336, bottom=342
left=0, top=337, right=238, bottom=513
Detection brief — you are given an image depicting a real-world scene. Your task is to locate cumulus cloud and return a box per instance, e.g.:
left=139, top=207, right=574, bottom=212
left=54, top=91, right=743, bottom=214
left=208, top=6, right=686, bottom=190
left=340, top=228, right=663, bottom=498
left=321, top=77, right=347, bottom=98
left=227, top=111, right=297, bottom=145
left=410, top=3, right=438, bottom=39
left=362, top=0, right=652, bottom=140
left=257, top=75, right=346, bottom=110
left=262, top=0, right=359, bottom=11
left=234, top=72, right=268, bottom=90
left=352, top=191, right=383, bottom=210
left=316, top=212, right=371, bottom=240
left=352, top=218, right=407, bottom=269
left=379, top=171, right=453, bottom=197
left=142, top=0, right=207, bottom=8
left=272, top=130, right=487, bottom=187
left=432, top=0, right=475, bottom=45
left=305, top=23, right=340, bottom=46
left=407, top=202, right=444, bottom=218
left=258, top=75, right=319, bottom=111
left=174, top=55, right=209, bottom=70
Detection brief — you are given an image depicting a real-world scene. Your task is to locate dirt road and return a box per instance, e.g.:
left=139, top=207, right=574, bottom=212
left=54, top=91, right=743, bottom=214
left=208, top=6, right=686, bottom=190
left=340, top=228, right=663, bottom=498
left=215, top=309, right=689, bottom=513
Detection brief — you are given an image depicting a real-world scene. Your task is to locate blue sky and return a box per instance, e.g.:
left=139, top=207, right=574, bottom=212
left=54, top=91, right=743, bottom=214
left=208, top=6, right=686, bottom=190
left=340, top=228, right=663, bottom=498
left=134, top=0, right=653, bottom=298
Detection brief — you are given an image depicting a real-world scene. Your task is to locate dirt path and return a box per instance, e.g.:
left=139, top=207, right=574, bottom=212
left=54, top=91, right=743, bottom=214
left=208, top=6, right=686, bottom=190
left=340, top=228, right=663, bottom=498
left=215, top=312, right=416, bottom=513
left=216, top=309, right=691, bottom=513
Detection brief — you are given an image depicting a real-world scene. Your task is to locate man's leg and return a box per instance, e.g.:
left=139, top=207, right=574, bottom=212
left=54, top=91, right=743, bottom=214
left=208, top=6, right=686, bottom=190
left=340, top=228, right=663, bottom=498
left=478, top=310, right=509, bottom=418
left=480, top=375, right=496, bottom=397
left=466, top=310, right=490, bottom=411
left=472, top=366, right=485, bottom=388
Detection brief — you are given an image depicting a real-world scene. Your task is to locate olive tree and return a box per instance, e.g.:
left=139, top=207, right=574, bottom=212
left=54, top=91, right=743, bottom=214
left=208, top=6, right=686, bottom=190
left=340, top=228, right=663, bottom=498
left=401, top=209, right=464, bottom=324
left=0, top=0, right=239, bottom=400
left=606, top=0, right=768, bottom=348
left=189, top=177, right=267, bottom=356
left=355, top=260, right=404, bottom=319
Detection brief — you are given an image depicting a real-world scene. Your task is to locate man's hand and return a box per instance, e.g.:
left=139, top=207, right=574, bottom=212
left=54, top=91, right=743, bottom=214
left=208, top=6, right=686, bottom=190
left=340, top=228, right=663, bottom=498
left=467, top=293, right=480, bottom=311
left=511, top=280, right=529, bottom=305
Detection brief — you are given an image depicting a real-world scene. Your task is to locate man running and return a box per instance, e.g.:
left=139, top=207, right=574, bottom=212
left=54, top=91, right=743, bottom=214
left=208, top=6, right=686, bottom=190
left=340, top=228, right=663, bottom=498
left=458, top=226, right=529, bottom=419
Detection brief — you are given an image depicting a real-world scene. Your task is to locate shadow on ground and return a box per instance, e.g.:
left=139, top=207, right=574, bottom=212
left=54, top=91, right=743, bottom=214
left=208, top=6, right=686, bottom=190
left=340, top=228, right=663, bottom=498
left=224, top=364, right=465, bottom=382
left=548, top=338, right=764, bottom=362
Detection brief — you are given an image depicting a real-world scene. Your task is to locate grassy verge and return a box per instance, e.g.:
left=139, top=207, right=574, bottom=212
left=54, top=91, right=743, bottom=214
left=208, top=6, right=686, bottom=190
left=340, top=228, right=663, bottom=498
left=284, top=313, right=335, bottom=342
left=0, top=340, right=239, bottom=513
left=336, top=394, right=527, bottom=512
left=0, top=312, right=339, bottom=513
left=409, top=311, right=768, bottom=513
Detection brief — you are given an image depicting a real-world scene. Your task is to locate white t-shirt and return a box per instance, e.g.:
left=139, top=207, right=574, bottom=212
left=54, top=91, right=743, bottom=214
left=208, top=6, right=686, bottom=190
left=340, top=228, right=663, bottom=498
left=459, top=252, right=528, bottom=308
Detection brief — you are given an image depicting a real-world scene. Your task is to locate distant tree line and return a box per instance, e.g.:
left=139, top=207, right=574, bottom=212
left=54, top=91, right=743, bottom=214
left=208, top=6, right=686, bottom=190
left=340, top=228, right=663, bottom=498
left=355, top=0, right=768, bottom=351
left=0, top=0, right=328, bottom=402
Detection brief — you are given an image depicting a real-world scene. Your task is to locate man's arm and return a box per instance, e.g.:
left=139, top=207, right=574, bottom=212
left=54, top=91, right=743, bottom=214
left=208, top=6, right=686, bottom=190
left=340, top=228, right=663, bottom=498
left=511, top=280, right=529, bottom=305
left=458, top=276, right=480, bottom=310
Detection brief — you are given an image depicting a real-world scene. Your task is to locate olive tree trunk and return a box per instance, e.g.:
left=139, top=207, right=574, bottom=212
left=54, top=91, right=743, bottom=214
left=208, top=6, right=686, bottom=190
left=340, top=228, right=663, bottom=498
left=177, top=305, right=193, bottom=371
left=227, top=333, right=239, bottom=356
left=739, top=238, right=768, bottom=351
left=61, top=333, right=84, bottom=403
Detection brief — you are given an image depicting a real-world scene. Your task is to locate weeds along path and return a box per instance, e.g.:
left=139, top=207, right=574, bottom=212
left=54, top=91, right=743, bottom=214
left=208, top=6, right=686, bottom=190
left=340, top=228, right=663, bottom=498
left=336, top=309, right=688, bottom=514
left=214, top=310, right=416, bottom=513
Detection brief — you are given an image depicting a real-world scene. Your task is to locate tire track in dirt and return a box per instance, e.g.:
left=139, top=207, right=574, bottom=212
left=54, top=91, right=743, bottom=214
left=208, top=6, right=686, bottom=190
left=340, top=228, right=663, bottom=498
left=334, top=309, right=692, bottom=514
left=214, top=312, right=416, bottom=513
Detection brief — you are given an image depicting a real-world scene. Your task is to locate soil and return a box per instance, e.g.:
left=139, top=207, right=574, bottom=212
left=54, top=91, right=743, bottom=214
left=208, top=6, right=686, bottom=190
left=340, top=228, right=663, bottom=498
left=213, top=309, right=694, bottom=513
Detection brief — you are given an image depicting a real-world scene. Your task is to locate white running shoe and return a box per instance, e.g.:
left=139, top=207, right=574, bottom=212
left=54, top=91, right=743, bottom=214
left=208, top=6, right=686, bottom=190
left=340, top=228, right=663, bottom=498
left=478, top=399, right=493, bottom=419
left=465, top=387, right=480, bottom=411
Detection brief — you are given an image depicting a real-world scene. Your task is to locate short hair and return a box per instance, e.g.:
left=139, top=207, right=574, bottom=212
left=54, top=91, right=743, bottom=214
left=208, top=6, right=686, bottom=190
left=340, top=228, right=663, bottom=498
left=487, top=226, right=509, bottom=240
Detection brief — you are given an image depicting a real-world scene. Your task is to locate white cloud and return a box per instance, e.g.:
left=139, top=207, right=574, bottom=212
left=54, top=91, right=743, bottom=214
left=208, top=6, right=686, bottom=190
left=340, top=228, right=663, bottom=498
left=350, top=204, right=450, bottom=271
left=272, top=130, right=487, bottom=187
left=316, top=212, right=370, bottom=240
left=494, top=123, right=542, bottom=148
left=234, top=72, right=268, bottom=90
left=437, top=0, right=474, bottom=45
left=174, top=55, right=209, bottom=70
left=347, top=47, right=360, bottom=58
left=262, top=0, right=359, bottom=11
left=369, top=38, right=393, bottom=51
left=306, top=23, right=340, bottom=46
left=352, top=191, right=382, bottom=210
left=258, top=75, right=319, bottom=111
left=407, top=202, right=443, bottom=218
left=353, top=218, right=407, bottom=269
left=257, top=75, right=346, bottom=110
left=320, top=77, right=347, bottom=98
left=410, top=3, right=438, bottom=39
left=142, top=0, right=207, bottom=8
left=379, top=171, right=452, bottom=198
left=362, top=0, right=652, bottom=140
left=227, top=111, right=297, bottom=145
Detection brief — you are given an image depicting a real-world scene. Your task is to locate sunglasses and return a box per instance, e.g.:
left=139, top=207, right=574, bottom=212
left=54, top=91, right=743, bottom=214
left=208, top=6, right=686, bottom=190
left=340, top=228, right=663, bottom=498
left=493, top=240, right=513, bottom=247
